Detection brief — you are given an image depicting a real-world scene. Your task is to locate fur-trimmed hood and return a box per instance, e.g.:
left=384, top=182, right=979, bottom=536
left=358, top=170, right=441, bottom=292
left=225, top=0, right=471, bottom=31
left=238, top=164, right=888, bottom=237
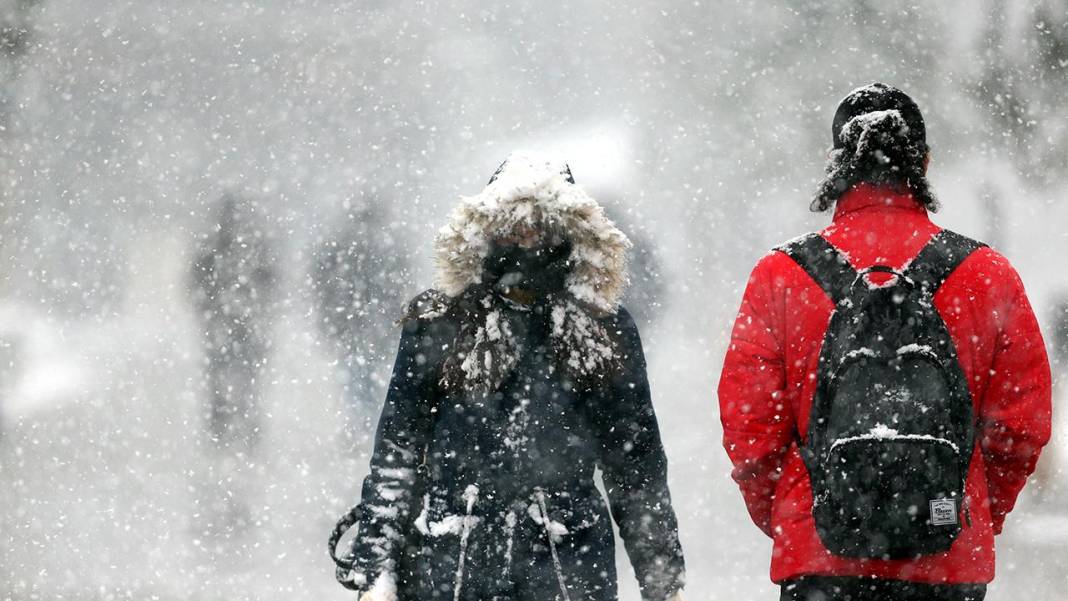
left=434, top=151, right=631, bottom=315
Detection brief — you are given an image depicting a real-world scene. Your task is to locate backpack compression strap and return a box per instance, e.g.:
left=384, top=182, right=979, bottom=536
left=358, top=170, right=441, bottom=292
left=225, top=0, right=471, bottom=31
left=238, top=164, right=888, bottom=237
left=776, top=233, right=857, bottom=306
left=904, top=230, right=986, bottom=296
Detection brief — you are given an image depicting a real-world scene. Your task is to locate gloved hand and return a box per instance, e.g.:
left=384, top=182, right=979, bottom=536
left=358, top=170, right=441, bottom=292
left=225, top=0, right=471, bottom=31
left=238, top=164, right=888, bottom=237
left=335, top=567, right=365, bottom=593
left=335, top=566, right=366, bottom=591
left=665, top=591, right=685, bottom=601
left=356, top=575, right=397, bottom=601
left=359, top=590, right=392, bottom=601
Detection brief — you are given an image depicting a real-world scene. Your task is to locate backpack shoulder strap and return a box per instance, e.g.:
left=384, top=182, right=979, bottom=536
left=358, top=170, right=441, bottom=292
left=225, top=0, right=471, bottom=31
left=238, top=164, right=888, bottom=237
left=776, top=233, right=857, bottom=305
left=905, top=230, right=986, bottom=296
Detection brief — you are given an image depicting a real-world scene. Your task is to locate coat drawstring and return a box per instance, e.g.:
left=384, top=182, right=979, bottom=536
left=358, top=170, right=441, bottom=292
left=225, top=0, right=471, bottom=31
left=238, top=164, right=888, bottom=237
left=535, top=489, right=572, bottom=601
left=502, top=509, right=517, bottom=581
left=453, top=484, right=480, bottom=601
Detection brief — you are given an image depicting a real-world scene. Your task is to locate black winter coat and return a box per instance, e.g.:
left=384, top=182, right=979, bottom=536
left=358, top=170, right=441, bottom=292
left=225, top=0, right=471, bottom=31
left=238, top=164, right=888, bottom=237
left=345, top=291, right=686, bottom=601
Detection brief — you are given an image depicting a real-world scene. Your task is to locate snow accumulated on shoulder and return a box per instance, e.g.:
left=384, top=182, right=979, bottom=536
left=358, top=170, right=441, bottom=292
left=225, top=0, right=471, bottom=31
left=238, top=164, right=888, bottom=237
left=403, top=289, right=451, bottom=323
left=773, top=232, right=854, bottom=267
left=550, top=300, right=617, bottom=374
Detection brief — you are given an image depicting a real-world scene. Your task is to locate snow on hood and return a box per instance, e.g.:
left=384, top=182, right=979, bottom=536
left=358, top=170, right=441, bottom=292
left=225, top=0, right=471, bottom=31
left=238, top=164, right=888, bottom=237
left=434, top=150, right=631, bottom=315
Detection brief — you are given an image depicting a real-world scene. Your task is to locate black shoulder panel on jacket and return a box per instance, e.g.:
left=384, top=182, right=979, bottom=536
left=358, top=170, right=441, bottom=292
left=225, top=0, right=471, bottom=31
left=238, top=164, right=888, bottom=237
left=403, top=289, right=452, bottom=323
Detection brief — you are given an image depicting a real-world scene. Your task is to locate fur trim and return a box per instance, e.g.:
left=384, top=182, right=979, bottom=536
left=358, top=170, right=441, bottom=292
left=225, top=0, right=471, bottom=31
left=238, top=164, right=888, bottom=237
left=434, top=151, right=631, bottom=315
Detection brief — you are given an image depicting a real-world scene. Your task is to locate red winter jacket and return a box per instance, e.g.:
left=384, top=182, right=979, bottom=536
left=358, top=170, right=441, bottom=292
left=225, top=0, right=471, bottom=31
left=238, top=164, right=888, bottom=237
left=718, top=184, right=1052, bottom=584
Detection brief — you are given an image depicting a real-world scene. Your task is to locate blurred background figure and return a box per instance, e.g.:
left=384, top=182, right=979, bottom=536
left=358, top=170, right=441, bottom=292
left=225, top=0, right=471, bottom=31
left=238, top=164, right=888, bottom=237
left=189, top=192, right=279, bottom=535
left=0, top=0, right=38, bottom=133
left=310, top=203, right=409, bottom=431
left=1051, top=294, right=1068, bottom=372
left=0, top=0, right=40, bottom=411
left=190, top=192, right=278, bottom=454
left=1034, top=294, right=1068, bottom=499
left=613, top=215, right=665, bottom=328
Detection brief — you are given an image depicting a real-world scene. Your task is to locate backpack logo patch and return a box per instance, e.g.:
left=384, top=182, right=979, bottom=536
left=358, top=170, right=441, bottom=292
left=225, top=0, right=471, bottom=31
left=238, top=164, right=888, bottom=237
left=929, top=498, right=958, bottom=527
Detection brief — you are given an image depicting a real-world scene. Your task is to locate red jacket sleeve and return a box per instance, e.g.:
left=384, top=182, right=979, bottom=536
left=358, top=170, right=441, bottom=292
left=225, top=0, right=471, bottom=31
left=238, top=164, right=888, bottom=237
left=718, top=253, right=792, bottom=537
left=976, top=259, right=1052, bottom=534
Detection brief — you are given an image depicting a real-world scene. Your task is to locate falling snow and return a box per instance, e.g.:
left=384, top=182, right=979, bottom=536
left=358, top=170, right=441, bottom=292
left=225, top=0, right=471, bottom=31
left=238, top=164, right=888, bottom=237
left=0, top=2, right=1066, bottom=601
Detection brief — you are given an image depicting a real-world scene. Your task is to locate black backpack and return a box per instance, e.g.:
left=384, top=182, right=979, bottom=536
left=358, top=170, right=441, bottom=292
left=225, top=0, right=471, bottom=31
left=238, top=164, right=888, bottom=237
left=778, top=229, right=985, bottom=559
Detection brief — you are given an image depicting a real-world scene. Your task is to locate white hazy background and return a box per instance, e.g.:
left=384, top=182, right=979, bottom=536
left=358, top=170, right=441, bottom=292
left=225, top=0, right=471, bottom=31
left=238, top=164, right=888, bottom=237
left=1, top=1, right=1066, bottom=600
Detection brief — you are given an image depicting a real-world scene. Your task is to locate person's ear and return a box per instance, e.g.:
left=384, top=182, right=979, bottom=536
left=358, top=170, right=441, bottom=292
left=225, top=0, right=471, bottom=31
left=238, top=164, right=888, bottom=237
left=923, top=152, right=931, bottom=175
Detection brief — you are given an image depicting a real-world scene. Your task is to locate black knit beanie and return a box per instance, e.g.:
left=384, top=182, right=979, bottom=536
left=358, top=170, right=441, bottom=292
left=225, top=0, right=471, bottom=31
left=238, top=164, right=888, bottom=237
left=832, top=82, right=927, bottom=152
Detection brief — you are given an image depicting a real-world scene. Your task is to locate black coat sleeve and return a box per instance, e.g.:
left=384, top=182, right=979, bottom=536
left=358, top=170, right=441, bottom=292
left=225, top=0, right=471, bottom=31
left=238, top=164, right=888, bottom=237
left=589, top=307, right=686, bottom=601
left=343, top=294, right=442, bottom=590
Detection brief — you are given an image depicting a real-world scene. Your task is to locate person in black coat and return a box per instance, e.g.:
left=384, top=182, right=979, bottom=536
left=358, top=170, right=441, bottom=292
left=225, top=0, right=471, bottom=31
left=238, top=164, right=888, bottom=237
left=331, top=152, right=686, bottom=601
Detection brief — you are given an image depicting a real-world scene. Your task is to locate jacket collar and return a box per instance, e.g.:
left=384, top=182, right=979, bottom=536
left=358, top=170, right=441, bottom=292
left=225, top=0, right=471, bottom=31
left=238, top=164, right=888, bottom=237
left=832, top=182, right=927, bottom=221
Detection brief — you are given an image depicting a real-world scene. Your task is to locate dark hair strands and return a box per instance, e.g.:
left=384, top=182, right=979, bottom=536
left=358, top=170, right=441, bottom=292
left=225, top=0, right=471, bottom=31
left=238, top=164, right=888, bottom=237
left=812, top=109, right=939, bottom=212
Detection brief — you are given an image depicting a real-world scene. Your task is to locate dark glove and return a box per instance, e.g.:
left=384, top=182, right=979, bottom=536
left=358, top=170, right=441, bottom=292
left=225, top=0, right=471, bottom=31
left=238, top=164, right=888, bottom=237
left=335, top=561, right=367, bottom=591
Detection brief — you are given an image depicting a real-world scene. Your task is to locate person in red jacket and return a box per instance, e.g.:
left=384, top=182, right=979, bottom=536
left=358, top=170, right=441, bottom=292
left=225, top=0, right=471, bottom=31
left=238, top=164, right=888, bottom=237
left=718, top=83, right=1052, bottom=601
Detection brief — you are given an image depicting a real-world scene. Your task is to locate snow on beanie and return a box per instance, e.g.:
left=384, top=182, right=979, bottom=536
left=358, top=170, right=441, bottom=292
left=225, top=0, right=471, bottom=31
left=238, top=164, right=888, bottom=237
left=813, top=82, right=937, bottom=212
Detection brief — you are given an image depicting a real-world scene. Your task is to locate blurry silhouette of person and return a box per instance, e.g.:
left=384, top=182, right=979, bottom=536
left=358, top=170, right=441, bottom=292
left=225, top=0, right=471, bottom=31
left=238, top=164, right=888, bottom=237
left=190, top=192, right=278, bottom=454
left=1033, top=294, right=1068, bottom=501
left=189, top=191, right=279, bottom=536
left=616, top=221, right=664, bottom=327
left=311, top=205, right=409, bottom=422
left=1052, top=294, right=1068, bottom=362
